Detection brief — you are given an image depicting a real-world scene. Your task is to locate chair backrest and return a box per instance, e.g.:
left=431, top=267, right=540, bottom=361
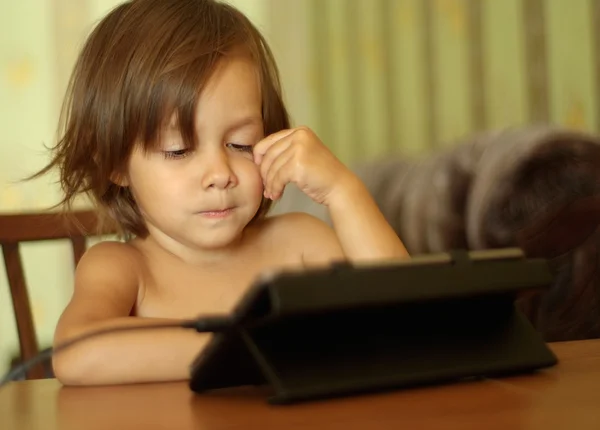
left=0, top=210, right=115, bottom=379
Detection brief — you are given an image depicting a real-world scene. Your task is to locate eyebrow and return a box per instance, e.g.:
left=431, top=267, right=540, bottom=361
left=225, top=115, right=263, bottom=133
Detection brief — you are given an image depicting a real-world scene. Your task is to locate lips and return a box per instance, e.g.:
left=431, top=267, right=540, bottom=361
left=198, top=207, right=235, bottom=218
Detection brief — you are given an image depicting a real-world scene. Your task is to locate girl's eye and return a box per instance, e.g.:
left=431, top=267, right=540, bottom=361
left=163, top=149, right=189, bottom=160
left=227, top=143, right=253, bottom=153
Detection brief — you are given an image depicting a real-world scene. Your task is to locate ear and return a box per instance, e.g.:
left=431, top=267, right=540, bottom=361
left=110, top=171, right=129, bottom=187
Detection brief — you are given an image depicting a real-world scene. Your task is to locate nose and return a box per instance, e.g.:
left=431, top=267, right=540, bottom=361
left=200, top=148, right=238, bottom=190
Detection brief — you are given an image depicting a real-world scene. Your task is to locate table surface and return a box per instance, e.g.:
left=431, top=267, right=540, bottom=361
left=1, top=339, right=600, bottom=430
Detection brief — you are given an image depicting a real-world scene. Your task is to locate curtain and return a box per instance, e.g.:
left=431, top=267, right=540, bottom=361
left=268, top=0, right=600, bottom=164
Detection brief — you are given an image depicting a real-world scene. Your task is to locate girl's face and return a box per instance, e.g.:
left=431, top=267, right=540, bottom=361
left=123, top=54, right=266, bottom=259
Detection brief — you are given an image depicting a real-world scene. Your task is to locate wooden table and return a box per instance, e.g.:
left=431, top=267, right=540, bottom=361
left=1, top=339, right=599, bottom=430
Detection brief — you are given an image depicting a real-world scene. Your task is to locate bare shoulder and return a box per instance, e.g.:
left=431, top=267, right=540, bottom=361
left=77, top=240, right=141, bottom=280
left=70, top=240, right=143, bottom=314
left=261, top=211, right=331, bottom=234
left=259, top=212, right=345, bottom=266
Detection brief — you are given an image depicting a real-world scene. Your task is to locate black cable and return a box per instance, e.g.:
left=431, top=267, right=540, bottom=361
left=0, top=315, right=234, bottom=388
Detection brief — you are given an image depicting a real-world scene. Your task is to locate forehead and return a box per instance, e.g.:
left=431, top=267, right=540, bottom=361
left=155, top=52, right=265, bottom=148
left=196, top=54, right=262, bottom=120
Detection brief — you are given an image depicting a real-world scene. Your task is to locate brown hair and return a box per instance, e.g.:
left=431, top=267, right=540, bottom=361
left=34, top=0, right=290, bottom=238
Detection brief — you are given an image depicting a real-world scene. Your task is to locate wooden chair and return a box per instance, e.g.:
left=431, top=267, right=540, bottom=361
left=0, top=210, right=115, bottom=379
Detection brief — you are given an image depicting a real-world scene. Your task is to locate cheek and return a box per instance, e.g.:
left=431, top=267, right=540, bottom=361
left=235, top=159, right=264, bottom=195
left=127, top=160, right=181, bottom=206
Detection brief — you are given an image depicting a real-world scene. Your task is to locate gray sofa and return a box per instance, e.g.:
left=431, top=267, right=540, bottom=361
left=271, top=125, right=600, bottom=342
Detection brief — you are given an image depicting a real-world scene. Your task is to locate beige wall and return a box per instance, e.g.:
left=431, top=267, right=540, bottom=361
left=1, top=0, right=71, bottom=375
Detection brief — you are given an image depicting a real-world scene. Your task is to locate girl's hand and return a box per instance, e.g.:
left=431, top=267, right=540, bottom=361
left=253, top=127, right=355, bottom=206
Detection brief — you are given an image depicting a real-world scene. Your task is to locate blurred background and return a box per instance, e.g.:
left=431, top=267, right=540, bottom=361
left=1, top=0, right=599, bottom=373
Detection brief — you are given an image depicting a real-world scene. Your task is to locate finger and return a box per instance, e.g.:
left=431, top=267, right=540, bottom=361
left=259, top=138, right=293, bottom=181
left=253, top=128, right=296, bottom=164
left=265, top=146, right=295, bottom=200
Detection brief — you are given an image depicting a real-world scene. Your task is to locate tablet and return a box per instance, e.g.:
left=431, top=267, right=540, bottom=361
left=189, top=248, right=558, bottom=404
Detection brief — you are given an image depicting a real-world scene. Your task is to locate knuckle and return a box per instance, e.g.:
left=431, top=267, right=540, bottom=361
left=294, top=126, right=311, bottom=140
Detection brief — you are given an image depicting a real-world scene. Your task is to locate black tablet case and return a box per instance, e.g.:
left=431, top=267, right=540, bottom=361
left=189, top=249, right=558, bottom=404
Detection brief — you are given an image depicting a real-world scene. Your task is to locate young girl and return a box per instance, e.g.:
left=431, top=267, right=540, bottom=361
left=40, top=0, right=408, bottom=386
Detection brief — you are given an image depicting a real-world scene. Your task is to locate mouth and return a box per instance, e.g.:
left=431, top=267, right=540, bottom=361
left=198, top=207, right=235, bottom=219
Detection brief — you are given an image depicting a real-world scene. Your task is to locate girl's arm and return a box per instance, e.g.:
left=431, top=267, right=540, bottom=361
left=326, top=174, right=409, bottom=262
left=253, top=126, right=409, bottom=263
left=52, top=242, right=208, bottom=386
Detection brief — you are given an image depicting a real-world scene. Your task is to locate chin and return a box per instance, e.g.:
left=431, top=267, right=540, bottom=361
left=189, top=228, right=246, bottom=250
